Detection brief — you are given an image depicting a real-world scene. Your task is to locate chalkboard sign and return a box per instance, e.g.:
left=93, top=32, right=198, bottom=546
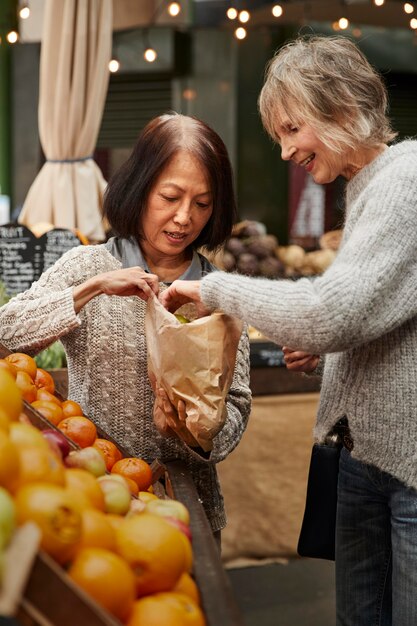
left=0, top=223, right=83, bottom=296
left=39, top=228, right=83, bottom=274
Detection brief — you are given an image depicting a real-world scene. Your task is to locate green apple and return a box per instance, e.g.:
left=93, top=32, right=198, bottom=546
left=174, top=314, right=190, bottom=324
left=97, top=476, right=131, bottom=515
left=145, top=498, right=190, bottom=525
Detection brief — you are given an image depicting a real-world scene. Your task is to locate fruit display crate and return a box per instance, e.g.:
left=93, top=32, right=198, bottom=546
left=0, top=344, right=244, bottom=626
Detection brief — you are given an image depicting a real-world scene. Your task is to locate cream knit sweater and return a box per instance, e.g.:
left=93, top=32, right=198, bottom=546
left=200, top=140, right=417, bottom=490
left=0, top=246, right=252, bottom=531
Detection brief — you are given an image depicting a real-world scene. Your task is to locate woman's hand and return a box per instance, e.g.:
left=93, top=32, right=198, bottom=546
left=153, top=387, right=200, bottom=448
left=158, top=280, right=211, bottom=317
left=73, top=267, right=159, bottom=313
left=282, top=346, right=320, bottom=373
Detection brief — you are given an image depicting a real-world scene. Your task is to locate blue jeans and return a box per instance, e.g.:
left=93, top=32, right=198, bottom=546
left=336, top=447, right=417, bottom=626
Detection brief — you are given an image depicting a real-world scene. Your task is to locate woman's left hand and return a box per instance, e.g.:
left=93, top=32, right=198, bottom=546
left=153, top=387, right=200, bottom=448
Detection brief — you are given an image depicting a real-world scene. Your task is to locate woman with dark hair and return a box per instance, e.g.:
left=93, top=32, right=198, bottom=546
left=0, top=112, right=252, bottom=534
left=160, top=38, right=417, bottom=623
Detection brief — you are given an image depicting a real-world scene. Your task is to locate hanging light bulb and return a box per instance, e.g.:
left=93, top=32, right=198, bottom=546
left=19, top=1, right=30, bottom=19
left=404, top=3, right=414, bottom=14
left=168, top=2, right=181, bottom=17
left=227, top=7, right=238, bottom=19
left=6, top=31, right=19, bottom=44
left=235, top=26, right=247, bottom=40
left=338, top=17, right=349, bottom=29
left=410, top=16, right=417, bottom=27
left=144, top=47, right=158, bottom=62
left=238, top=10, right=250, bottom=23
left=272, top=4, right=283, bottom=18
left=109, top=58, right=120, bottom=73
left=374, top=0, right=384, bottom=6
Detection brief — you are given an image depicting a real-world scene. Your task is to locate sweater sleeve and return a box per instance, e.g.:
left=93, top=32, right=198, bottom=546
left=0, top=247, right=90, bottom=355
left=200, top=172, right=417, bottom=354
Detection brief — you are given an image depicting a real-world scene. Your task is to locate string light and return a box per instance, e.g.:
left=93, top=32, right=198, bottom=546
left=234, top=26, right=247, bottom=40
left=238, top=10, right=250, bottom=23
left=108, top=58, right=120, bottom=73
left=404, top=3, right=414, bottom=14
left=272, top=4, right=283, bottom=18
left=6, top=31, right=19, bottom=44
left=144, top=47, right=158, bottom=62
left=410, top=16, right=417, bottom=27
left=19, top=1, right=30, bottom=20
left=374, top=0, right=385, bottom=5
left=338, top=17, right=349, bottom=29
left=167, top=2, right=181, bottom=17
left=227, top=7, right=238, bottom=19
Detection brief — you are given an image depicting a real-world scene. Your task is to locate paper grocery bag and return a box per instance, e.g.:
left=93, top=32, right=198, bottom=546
left=145, top=295, right=243, bottom=451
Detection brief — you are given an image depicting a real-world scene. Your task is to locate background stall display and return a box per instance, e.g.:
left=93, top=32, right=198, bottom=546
left=207, top=220, right=340, bottom=280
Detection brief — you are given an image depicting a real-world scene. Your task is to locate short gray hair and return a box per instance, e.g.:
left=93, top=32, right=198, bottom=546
left=258, top=36, right=397, bottom=152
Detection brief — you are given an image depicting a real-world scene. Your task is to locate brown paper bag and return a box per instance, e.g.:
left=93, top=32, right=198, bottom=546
left=145, top=295, right=243, bottom=451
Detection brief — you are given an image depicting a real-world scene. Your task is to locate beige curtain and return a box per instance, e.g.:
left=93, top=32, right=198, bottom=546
left=18, top=0, right=112, bottom=241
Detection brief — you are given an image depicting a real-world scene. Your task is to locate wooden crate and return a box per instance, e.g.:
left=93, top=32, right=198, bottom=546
left=0, top=345, right=245, bottom=626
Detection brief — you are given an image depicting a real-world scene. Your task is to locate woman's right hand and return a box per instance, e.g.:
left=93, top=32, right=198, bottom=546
left=73, top=267, right=159, bottom=313
left=282, top=346, right=320, bottom=373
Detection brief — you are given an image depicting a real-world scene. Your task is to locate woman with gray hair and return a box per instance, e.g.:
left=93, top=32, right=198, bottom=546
left=160, top=36, right=417, bottom=625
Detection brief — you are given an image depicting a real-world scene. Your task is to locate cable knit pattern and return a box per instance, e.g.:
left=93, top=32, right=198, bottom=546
left=0, top=245, right=252, bottom=531
left=200, top=140, right=417, bottom=491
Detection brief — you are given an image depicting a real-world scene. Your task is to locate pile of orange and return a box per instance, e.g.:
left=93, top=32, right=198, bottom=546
left=0, top=355, right=205, bottom=625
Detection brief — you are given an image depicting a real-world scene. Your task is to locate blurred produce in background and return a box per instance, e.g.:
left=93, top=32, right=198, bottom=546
left=204, top=221, right=341, bottom=279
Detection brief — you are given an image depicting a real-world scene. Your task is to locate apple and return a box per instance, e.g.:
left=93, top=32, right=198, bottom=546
left=126, top=498, right=146, bottom=517
left=65, top=447, right=106, bottom=477
left=164, top=515, right=193, bottom=542
left=42, top=429, right=71, bottom=459
left=145, top=498, right=190, bottom=526
left=97, top=476, right=131, bottom=515
left=0, top=487, right=16, bottom=549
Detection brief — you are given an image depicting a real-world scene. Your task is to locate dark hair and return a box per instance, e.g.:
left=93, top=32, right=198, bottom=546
left=102, top=112, right=237, bottom=251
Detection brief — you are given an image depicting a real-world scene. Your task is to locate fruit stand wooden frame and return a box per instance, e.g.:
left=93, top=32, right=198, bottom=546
left=0, top=344, right=245, bottom=626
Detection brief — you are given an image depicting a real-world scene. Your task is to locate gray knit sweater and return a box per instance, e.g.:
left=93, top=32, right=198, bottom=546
left=0, top=245, right=252, bottom=531
left=200, top=140, right=417, bottom=491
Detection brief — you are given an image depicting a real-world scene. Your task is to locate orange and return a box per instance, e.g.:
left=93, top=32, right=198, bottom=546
left=0, top=369, right=23, bottom=421
left=61, top=399, right=84, bottom=418
left=64, top=468, right=105, bottom=511
left=5, top=352, right=37, bottom=380
left=106, top=514, right=125, bottom=533
left=15, top=482, right=82, bottom=564
left=173, top=573, right=201, bottom=605
left=0, top=407, right=11, bottom=433
left=111, top=457, right=153, bottom=492
left=138, top=491, right=158, bottom=503
left=124, top=477, right=140, bottom=497
left=115, top=512, right=188, bottom=597
left=93, top=438, right=122, bottom=472
left=36, top=388, right=61, bottom=406
left=126, top=592, right=206, bottom=626
left=0, top=358, right=17, bottom=379
left=31, top=400, right=63, bottom=426
left=58, top=416, right=97, bottom=448
left=77, top=508, right=116, bottom=552
left=15, top=370, right=37, bottom=403
left=9, top=422, right=50, bottom=450
left=68, top=547, right=136, bottom=622
left=34, top=368, right=55, bottom=394
left=17, top=445, right=65, bottom=488
left=0, top=430, right=20, bottom=493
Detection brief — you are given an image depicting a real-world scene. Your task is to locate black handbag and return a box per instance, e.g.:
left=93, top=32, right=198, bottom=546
left=297, top=439, right=342, bottom=561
